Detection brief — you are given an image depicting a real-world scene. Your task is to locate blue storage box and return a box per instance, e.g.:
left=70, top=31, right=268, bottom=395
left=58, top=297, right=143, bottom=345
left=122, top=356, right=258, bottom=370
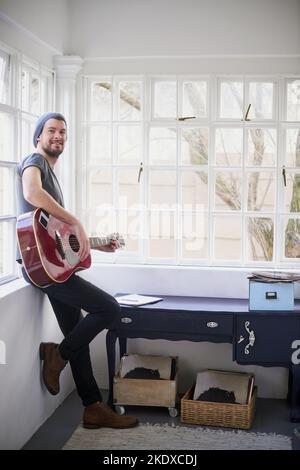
left=249, top=280, right=294, bottom=311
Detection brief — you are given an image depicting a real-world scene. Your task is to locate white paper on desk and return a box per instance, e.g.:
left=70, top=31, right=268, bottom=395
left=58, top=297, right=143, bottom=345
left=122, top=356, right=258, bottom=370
left=116, top=294, right=163, bottom=307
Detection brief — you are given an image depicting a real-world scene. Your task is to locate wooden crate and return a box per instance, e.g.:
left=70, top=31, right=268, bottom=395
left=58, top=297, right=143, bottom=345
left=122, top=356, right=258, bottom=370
left=113, top=356, right=178, bottom=408
left=181, top=384, right=257, bottom=429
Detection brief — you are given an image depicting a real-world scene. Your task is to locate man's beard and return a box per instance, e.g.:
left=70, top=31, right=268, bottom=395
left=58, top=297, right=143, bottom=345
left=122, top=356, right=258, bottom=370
left=42, top=144, right=63, bottom=159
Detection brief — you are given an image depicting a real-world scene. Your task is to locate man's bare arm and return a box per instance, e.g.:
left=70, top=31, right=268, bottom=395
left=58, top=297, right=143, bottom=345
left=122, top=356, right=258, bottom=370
left=22, top=166, right=90, bottom=260
left=22, top=166, right=78, bottom=225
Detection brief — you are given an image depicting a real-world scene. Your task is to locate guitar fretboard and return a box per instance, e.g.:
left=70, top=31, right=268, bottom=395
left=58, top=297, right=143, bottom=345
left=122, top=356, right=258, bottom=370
left=89, top=236, right=111, bottom=249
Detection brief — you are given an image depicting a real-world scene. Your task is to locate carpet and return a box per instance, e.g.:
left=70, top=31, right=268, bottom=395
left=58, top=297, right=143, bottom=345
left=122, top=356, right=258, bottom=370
left=63, top=423, right=292, bottom=450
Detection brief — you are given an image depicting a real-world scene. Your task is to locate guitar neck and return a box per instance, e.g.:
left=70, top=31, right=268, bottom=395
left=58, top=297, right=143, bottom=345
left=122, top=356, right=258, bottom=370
left=89, top=236, right=111, bottom=249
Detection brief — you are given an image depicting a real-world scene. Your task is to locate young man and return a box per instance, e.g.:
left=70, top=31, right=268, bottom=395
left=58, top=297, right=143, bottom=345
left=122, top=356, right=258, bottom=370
left=16, top=112, right=138, bottom=429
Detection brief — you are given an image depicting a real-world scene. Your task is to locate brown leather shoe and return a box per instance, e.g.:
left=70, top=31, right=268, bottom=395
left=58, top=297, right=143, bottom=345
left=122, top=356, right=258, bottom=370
left=83, top=402, right=139, bottom=429
left=39, top=342, right=68, bottom=395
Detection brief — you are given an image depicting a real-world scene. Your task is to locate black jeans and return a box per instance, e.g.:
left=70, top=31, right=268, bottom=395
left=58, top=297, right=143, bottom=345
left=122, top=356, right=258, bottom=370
left=22, top=269, right=120, bottom=406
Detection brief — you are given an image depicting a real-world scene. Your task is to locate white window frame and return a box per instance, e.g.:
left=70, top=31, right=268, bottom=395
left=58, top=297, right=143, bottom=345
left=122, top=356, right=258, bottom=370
left=0, top=43, right=54, bottom=286
left=80, top=73, right=300, bottom=269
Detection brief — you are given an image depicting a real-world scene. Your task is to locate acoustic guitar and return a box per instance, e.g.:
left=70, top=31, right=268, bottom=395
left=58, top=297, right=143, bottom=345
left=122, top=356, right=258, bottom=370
left=16, top=208, right=124, bottom=287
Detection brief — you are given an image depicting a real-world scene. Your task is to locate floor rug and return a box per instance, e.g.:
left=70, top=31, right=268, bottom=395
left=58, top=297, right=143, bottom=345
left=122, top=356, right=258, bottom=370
left=63, top=423, right=292, bottom=450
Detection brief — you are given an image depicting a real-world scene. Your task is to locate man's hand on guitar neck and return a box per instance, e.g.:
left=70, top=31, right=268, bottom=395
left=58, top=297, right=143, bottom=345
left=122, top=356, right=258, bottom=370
left=96, top=239, right=121, bottom=253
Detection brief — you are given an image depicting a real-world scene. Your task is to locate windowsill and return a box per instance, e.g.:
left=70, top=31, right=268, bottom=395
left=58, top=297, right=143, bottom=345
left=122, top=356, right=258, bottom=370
left=0, top=276, right=30, bottom=300
left=1, top=264, right=300, bottom=301
left=89, top=262, right=300, bottom=273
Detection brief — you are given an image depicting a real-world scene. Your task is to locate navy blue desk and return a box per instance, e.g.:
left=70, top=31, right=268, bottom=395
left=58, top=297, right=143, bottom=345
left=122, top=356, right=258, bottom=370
left=106, top=295, right=300, bottom=421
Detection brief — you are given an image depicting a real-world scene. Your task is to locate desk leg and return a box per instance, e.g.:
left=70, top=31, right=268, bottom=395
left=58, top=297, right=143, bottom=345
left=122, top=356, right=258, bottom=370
left=288, top=364, right=300, bottom=422
left=119, top=337, right=127, bottom=358
left=106, top=329, right=117, bottom=407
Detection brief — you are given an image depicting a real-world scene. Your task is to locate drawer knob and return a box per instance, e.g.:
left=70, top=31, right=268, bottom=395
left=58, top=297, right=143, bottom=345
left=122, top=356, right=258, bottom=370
left=206, top=321, right=218, bottom=328
left=121, top=317, right=133, bottom=324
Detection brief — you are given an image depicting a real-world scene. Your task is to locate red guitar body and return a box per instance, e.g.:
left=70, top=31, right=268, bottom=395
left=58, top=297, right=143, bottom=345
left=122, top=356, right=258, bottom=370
left=17, top=208, right=91, bottom=287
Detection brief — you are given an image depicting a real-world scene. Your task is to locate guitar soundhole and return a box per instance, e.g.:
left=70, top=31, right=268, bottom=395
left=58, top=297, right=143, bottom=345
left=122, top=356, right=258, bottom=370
left=69, top=234, right=80, bottom=253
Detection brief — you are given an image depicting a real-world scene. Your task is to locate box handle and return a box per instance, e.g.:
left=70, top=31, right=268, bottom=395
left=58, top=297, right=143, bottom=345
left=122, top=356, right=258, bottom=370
left=265, top=291, right=277, bottom=300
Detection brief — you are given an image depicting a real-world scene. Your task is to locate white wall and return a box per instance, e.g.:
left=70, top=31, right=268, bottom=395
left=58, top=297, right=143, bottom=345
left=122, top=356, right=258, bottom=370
left=83, top=55, right=300, bottom=75
left=1, top=0, right=299, bottom=73
left=2, top=0, right=300, bottom=58
left=0, top=0, right=69, bottom=54
left=69, top=0, right=300, bottom=57
left=0, top=282, right=74, bottom=450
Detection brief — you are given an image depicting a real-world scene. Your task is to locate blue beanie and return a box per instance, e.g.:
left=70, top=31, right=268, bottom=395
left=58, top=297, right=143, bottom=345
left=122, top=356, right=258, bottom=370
left=33, top=112, right=67, bottom=147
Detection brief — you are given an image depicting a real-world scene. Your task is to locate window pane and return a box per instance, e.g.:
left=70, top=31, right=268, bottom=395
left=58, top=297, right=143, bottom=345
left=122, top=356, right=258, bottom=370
left=213, top=215, right=241, bottom=261
left=117, top=169, right=140, bottom=209
left=148, top=211, right=176, bottom=258
left=88, top=169, right=113, bottom=211
left=118, top=125, right=142, bottom=164
left=0, top=112, right=14, bottom=161
left=149, top=170, right=176, bottom=206
left=153, top=81, right=176, bottom=118
left=0, top=51, right=9, bottom=104
left=88, top=211, right=114, bottom=237
left=181, top=170, right=208, bottom=210
left=248, top=81, right=274, bottom=119
left=40, top=72, right=54, bottom=113
left=0, top=167, right=13, bottom=215
left=181, top=212, right=208, bottom=259
left=215, top=128, right=243, bottom=166
left=31, top=74, right=40, bottom=115
left=91, top=82, right=112, bottom=121
left=283, top=173, right=300, bottom=212
left=182, top=81, right=207, bottom=118
left=118, top=81, right=142, bottom=121
left=116, top=209, right=142, bottom=253
left=284, top=217, right=300, bottom=258
left=40, top=75, right=47, bottom=113
left=247, top=217, right=274, bottom=262
left=247, top=128, right=276, bottom=166
left=285, top=128, right=300, bottom=167
left=247, top=171, right=275, bottom=212
left=89, top=125, right=111, bottom=164
left=149, top=127, right=176, bottom=165
left=0, top=221, right=14, bottom=277
left=181, top=127, right=208, bottom=165
left=214, top=171, right=242, bottom=210
left=21, top=116, right=35, bottom=155
left=219, top=81, right=243, bottom=119
left=286, top=80, right=300, bottom=121
left=21, top=69, right=29, bottom=111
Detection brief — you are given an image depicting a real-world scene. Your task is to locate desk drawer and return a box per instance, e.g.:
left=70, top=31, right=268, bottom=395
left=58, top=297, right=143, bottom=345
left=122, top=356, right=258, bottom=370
left=235, top=315, right=300, bottom=364
left=119, top=309, right=233, bottom=337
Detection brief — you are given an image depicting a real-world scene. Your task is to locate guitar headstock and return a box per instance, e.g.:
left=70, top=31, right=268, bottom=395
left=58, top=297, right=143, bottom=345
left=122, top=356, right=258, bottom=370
left=109, top=232, right=125, bottom=247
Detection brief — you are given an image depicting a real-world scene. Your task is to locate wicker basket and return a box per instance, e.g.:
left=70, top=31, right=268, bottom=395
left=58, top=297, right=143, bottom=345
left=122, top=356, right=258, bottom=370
left=181, top=384, right=257, bottom=429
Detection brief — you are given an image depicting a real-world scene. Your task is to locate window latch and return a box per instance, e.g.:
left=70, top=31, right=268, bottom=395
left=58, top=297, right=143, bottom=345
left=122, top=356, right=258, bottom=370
left=138, top=162, right=143, bottom=183
left=282, top=166, right=287, bottom=187
left=176, top=116, right=196, bottom=121
left=242, top=103, right=251, bottom=121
